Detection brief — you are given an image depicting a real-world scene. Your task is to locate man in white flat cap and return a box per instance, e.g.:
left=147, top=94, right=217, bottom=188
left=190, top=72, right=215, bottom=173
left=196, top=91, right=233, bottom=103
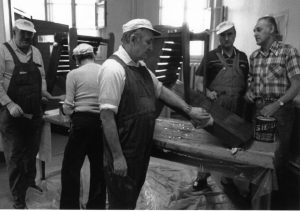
left=195, top=20, right=249, bottom=117
left=60, top=43, right=106, bottom=209
left=98, top=18, right=213, bottom=209
left=0, top=19, right=64, bottom=209
left=193, top=20, right=250, bottom=196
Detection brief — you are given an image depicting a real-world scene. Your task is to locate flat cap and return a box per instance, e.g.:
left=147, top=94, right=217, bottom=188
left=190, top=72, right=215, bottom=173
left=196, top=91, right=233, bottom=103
left=216, top=21, right=235, bottom=35
left=122, top=19, right=161, bottom=36
left=73, top=43, right=94, bottom=56
left=15, top=19, right=36, bottom=33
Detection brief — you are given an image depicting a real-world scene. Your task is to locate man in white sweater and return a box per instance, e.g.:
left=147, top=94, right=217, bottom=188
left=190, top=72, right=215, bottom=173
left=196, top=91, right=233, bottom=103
left=60, top=43, right=106, bottom=209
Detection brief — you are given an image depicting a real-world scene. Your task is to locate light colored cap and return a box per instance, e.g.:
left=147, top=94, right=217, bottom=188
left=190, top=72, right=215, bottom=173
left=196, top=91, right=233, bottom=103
left=216, top=21, right=235, bottom=35
left=73, top=43, right=94, bottom=56
left=122, top=19, right=161, bottom=36
left=15, top=19, right=36, bottom=33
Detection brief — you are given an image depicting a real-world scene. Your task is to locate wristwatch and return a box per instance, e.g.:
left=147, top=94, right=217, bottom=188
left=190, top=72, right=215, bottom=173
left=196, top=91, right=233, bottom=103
left=278, top=100, right=285, bottom=106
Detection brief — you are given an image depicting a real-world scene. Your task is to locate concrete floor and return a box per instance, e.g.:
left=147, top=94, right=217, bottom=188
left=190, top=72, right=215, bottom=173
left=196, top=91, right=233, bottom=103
left=0, top=130, right=244, bottom=210
left=0, top=132, right=68, bottom=209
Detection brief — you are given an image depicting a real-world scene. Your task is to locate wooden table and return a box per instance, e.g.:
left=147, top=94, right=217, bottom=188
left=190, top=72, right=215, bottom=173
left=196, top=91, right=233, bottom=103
left=43, top=110, right=278, bottom=209
left=153, top=118, right=277, bottom=209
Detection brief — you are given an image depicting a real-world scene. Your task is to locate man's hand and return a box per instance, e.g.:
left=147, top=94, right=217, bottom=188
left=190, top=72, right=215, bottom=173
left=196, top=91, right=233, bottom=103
left=6, top=102, right=24, bottom=117
left=245, top=91, right=256, bottom=103
left=113, top=155, right=128, bottom=177
left=188, top=107, right=213, bottom=128
left=206, top=90, right=218, bottom=100
left=260, top=102, right=280, bottom=117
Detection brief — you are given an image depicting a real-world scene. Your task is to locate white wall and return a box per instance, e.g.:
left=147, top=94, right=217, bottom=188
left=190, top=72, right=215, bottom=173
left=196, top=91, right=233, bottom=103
left=0, top=0, right=11, bottom=43
left=224, top=0, right=300, bottom=57
left=106, top=0, right=160, bottom=49
left=0, top=1, right=4, bottom=43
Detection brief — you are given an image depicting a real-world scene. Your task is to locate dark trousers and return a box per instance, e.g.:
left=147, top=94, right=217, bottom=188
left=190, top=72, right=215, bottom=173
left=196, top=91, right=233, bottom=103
left=254, top=101, right=295, bottom=208
left=254, top=101, right=295, bottom=169
left=60, top=112, right=106, bottom=209
left=0, top=107, right=42, bottom=205
left=104, top=155, right=151, bottom=209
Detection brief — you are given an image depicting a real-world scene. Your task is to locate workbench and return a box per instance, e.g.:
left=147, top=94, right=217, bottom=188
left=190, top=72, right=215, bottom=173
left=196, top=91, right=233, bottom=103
left=41, top=109, right=278, bottom=209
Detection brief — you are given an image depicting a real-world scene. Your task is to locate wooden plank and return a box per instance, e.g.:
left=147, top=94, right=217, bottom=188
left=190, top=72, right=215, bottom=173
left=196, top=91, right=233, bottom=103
left=153, top=118, right=275, bottom=169
left=43, top=109, right=70, bottom=128
left=171, top=81, right=253, bottom=148
left=42, top=111, right=275, bottom=169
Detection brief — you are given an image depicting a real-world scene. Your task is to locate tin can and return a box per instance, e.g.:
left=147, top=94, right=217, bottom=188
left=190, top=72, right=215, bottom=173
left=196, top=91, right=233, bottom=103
left=254, top=116, right=277, bottom=142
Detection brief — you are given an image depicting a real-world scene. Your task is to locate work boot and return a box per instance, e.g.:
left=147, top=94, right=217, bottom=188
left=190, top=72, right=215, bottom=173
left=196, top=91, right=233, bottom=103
left=13, top=199, right=27, bottom=209
left=192, top=172, right=211, bottom=191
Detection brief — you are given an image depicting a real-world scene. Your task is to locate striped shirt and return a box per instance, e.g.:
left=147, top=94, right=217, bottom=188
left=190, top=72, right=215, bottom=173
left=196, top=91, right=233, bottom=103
left=249, top=41, right=300, bottom=98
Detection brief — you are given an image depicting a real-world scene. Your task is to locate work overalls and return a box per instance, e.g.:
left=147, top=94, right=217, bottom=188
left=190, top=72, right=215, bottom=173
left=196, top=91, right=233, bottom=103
left=103, top=55, right=157, bottom=209
left=209, top=52, right=246, bottom=116
left=0, top=43, right=43, bottom=207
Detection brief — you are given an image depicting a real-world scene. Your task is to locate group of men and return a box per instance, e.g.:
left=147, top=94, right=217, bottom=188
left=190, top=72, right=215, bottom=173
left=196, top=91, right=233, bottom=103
left=0, top=18, right=212, bottom=209
left=0, top=14, right=299, bottom=209
left=195, top=16, right=300, bottom=207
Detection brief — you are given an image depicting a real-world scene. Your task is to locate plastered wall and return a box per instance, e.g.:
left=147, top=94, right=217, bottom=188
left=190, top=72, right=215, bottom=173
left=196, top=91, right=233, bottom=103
left=106, top=0, right=160, bottom=49
left=224, top=0, right=300, bottom=57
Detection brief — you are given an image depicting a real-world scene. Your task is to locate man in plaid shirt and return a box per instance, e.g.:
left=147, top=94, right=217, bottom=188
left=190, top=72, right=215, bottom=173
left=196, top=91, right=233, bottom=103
left=245, top=16, right=300, bottom=208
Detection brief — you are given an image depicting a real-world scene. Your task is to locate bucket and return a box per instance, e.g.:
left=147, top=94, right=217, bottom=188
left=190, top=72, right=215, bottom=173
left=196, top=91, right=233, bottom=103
left=254, top=116, right=277, bottom=142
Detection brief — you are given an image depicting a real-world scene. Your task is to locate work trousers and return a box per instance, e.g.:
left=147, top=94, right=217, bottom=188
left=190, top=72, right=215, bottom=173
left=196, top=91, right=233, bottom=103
left=104, top=155, right=151, bottom=209
left=254, top=101, right=295, bottom=169
left=0, top=107, right=42, bottom=206
left=60, top=112, right=106, bottom=209
left=254, top=101, right=295, bottom=208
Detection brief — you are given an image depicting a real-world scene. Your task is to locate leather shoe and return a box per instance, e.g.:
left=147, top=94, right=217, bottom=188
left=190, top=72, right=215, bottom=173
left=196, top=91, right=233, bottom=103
left=192, top=172, right=210, bottom=191
left=29, top=184, right=43, bottom=193
left=13, top=202, right=27, bottom=209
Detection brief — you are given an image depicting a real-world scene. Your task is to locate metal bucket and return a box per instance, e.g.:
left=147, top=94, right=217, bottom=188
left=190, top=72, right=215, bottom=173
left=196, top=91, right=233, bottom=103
left=254, top=116, right=277, bottom=142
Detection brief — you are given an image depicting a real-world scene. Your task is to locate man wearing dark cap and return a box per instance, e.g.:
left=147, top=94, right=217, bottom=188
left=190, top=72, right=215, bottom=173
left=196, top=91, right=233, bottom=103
left=195, top=21, right=249, bottom=117
left=0, top=19, right=64, bottom=209
left=98, top=18, right=213, bottom=209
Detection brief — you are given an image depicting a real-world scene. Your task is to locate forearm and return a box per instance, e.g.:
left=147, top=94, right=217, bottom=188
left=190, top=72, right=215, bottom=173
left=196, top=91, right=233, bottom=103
left=0, top=86, right=12, bottom=106
left=195, top=75, right=204, bottom=92
left=42, top=90, right=65, bottom=101
left=42, top=90, right=58, bottom=100
left=100, top=109, right=124, bottom=160
left=159, top=86, right=191, bottom=118
left=279, top=75, right=300, bottom=103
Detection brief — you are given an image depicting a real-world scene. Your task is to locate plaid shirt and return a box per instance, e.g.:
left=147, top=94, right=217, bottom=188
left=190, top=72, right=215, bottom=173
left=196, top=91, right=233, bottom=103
left=249, top=41, right=300, bottom=98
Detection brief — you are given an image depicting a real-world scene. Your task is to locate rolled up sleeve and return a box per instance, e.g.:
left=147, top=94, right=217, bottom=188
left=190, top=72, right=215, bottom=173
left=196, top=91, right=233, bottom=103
left=97, top=59, right=125, bottom=114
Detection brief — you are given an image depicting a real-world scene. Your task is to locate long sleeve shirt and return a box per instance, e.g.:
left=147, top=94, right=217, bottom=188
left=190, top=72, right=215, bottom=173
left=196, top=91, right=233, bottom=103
left=63, top=62, right=101, bottom=115
left=0, top=40, right=47, bottom=106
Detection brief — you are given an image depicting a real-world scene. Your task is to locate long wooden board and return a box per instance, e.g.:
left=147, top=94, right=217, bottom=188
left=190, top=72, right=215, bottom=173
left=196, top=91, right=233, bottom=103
left=153, top=118, right=275, bottom=169
left=171, top=81, right=254, bottom=148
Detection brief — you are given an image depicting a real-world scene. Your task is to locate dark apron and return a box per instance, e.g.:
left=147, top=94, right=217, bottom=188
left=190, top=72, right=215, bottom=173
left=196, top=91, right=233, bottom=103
left=4, top=43, right=42, bottom=116
left=209, top=52, right=246, bottom=115
left=103, top=55, right=157, bottom=209
left=0, top=43, right=43, bottom=206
